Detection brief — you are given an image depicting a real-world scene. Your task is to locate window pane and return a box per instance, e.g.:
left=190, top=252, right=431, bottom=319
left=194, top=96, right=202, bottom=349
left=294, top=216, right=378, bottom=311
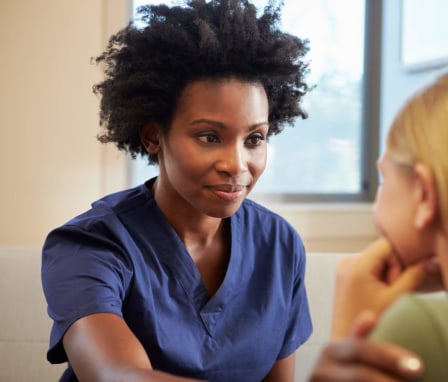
left=254, top=0, right=366, bottom=194
left=131, top=0, right=366, bottom=196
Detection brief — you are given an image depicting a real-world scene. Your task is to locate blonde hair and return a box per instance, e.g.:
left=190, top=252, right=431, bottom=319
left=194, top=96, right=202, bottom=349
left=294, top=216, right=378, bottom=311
left=387, top=72, right=448, bottom=233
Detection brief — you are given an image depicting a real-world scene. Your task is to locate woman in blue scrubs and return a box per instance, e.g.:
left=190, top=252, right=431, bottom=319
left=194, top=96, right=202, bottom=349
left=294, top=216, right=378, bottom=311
left=42, top=1, right=314, bottom=381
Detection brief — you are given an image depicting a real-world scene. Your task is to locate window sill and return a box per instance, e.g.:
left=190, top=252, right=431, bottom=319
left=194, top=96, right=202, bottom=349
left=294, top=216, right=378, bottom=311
left=262, top=202, right=377, bottom=253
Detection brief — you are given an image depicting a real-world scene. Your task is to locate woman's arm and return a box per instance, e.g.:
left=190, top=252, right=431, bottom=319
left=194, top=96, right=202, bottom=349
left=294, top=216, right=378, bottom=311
left=262, top=353, right=295, bottom=382
left=63, top=313, right=202, bottom=382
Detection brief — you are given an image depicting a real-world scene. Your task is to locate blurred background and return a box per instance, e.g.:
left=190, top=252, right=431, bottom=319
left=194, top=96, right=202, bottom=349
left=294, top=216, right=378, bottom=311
left=1, top=0, right=447, bottom=252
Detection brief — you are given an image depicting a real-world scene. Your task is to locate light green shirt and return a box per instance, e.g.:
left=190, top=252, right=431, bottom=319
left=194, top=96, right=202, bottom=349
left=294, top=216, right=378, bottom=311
left=370, top=293, right=448, bottom=382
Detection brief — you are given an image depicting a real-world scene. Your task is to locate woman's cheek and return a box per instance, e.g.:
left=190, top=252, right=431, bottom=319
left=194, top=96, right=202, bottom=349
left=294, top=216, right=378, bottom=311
left=372, top=198, right=386, bottom=236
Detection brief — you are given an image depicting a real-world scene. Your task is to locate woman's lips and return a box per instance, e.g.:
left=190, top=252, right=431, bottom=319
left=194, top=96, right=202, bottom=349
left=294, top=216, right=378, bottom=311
left=208, top=184, right=245, bottom=201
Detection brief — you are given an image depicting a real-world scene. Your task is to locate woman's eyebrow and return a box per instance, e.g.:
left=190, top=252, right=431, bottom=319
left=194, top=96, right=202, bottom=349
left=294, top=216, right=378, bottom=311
left=190, top=118, right=269, bottom=131
left=191, top=119, right=225, bottom=128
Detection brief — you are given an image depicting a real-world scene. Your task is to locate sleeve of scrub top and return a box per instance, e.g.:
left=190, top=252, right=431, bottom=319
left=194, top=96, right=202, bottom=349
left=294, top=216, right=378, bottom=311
left=277, top=235, right=313, bottom=359
left=42, top=224, right=134, bottom=363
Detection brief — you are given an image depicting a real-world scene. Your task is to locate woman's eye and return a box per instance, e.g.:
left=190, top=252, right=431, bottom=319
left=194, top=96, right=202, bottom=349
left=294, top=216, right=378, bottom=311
left=198, top=133, right=220, bottom=143
left=246, top=134, right=265, bottom=146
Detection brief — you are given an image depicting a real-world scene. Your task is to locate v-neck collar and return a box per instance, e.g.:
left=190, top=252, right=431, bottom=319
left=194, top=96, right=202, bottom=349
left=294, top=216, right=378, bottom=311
left=136, top=181, right=244, bottom=331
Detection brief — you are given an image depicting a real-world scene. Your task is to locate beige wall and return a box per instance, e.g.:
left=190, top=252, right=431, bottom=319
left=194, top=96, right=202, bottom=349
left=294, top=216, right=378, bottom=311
left=0, top=1, right=130, bottom=246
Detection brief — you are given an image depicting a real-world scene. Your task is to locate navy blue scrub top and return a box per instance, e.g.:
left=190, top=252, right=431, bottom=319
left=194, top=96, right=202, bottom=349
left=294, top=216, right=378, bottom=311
left=42, top=178, right=312, bottom=382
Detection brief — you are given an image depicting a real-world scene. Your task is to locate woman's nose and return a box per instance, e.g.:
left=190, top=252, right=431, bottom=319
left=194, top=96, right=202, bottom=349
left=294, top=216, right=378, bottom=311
left=214, top=144, right=248, bottom=175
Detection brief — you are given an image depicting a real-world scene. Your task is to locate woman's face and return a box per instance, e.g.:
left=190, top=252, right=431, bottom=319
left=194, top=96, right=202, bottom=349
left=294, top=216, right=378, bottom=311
left=152, top=78, right=269, bottom=219
left=373, top=153, right=432, bottom=266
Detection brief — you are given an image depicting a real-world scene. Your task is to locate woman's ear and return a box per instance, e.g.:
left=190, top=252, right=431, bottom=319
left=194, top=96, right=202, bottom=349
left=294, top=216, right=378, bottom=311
left=414, top=163, right=438, bottom=229
left=140, top=123, right=161, bottom=155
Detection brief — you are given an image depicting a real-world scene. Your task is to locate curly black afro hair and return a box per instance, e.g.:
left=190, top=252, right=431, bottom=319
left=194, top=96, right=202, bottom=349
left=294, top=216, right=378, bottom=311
left=94, top=0, right=311, bottom=164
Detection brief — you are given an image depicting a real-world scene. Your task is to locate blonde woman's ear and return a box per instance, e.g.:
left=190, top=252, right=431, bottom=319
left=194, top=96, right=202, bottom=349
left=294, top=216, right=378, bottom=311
left=413, top=163, right=438, bottom=229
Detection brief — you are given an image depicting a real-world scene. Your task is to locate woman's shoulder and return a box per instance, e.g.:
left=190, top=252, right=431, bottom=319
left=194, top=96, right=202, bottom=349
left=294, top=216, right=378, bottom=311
left=92, top=183, right=153, bottom=214
left=46, top=183, right=154, bottom=242
left=370, top=293, right=448, bottom=381
left=240, top=198, right=293, bottom=226
left=238, top=198, right=305, bottom=251
left=380, top=292, right=448, bottom=321
left=371, top=293, right=448, bottom=336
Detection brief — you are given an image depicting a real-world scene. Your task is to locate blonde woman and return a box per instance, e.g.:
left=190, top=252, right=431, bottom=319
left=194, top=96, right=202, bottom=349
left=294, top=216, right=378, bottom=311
left=311, top=73, right=448, bottom=381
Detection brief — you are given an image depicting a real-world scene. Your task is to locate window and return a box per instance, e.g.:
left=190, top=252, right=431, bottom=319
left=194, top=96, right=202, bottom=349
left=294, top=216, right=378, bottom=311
left=131, top=0, right=382, bottom=202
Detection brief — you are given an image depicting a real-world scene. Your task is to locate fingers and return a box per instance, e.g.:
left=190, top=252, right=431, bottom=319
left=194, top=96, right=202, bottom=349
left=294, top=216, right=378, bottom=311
left=337, top=237, right=391, bottom=269
left=335, top=237, right=394, bottom=279
left=361, top=237, right=393, bottom=264
left=389, top=256, right=444, bottom=296
left=419, top=257, right=444, bottom=292
left=310, top=339, right=423, bottom=382
left=331, top=236, right=426, bottom=339
left=351, top=237, right=401, bottom=280
left=361, top=236, right=443, bottom=295
left=388, top=263, right=428, bottom=296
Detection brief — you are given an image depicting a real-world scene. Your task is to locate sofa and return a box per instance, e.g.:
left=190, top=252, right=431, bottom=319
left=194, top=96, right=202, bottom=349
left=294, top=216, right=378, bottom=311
left=0, top=246, right=347, bottom=382
left=0, top=247, right=66, bottom=382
